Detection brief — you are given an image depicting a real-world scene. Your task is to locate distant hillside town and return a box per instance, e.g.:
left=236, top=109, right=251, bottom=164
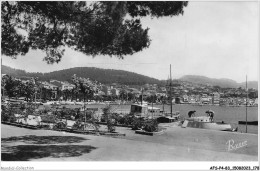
left=1, top=73, right=258, bottom=107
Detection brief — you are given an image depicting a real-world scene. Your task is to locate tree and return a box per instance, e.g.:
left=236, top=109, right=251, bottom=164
left=1, top=104, right=16, bottom=122
left=146, top=94, right=157, bottom=103
left=119, top=89, right=127, bottom=101
left=127, top=91, right=135, bottom=101
left=72, top=74, right=100, bottom=102
left=41, top=87, right=53, bottom=101
left=62, top=89, right=72, bottom=101
left=102, top=105, right=116, bottom=132
left=19, top=79, right=37, bottom=102
left=248, top=90, right=258, bottom=99
left=2, top=75, right=21, bottom=98
left=2, top=1, right=188, bottom=63
left=72, top=74, right=101, bottom=129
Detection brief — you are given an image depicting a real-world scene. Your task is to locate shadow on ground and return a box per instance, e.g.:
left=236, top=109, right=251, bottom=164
left=1, top=135, right=96, bottom=161
left=1, top=145, right=97, bottom=161
left=1, top=135, right=88, bottom=144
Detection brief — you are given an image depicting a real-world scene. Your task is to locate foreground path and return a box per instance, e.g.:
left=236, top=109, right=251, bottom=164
left=1, top=124, right=257, bottom=161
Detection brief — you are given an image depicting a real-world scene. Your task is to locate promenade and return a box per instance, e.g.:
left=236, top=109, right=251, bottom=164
left=1, top=124, right=257, bottom=161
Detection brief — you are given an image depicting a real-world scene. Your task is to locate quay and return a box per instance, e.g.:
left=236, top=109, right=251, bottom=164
left=1, top=123, right=257, bottom=161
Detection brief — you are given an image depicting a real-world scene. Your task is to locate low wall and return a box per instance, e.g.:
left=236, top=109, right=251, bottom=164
left=135, top=129, right=164, bottom=136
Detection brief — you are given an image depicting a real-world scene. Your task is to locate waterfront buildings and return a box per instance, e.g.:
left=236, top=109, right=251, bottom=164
left=212, top=92, right=220, bottom=105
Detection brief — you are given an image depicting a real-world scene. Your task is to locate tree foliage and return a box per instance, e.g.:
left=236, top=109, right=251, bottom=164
left=2, top=74, right=39, bottom=101
left=19, top=78, right=37, bottom=101
left=71, top=74, right=101, bottom=101
left=1, top=104, right=16, bottom=122
left=1, top=1, right=188, bottom=63
left=2, top=75, right=20, bottom=98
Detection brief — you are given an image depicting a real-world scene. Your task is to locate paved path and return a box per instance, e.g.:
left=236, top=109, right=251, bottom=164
left=1, top=124, right=257, bottom=161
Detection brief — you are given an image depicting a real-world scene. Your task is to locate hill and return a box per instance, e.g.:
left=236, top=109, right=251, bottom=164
left=1, top=65, right=162, bottom=85
left=180, top=75, right=258, bottom=89
left=239, top=81, right=258, bottom=90
left=1, top=65, right=27, bottom=77
left=2, top=65, right=257, bottom=89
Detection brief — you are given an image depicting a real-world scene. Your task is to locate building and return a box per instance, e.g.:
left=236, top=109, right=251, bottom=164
left=212, top=92, right=220, bottom=105
left=61, top=82, right=75, bottom=91
left=183, top=95, right=189, bottom=103
left=49, top=80, right=75, bottom=91
left=111, top=88, right=120, bottom=96
left=255, top=98, right=258, bottom=105
left=40, top=81, right=58, bottom=90
left=101, top=85, right=111, bottom=96
left=201, top=94, right=210, bottom=104
left=188, top=95, right=196, bottom=104
left=39, top=81, right=58, bottom=99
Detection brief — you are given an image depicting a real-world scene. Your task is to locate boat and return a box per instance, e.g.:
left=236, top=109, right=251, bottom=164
left=238, top=121, right=258, bottom=126
left=153, top=64, right=180, bottom=123
left=181, top=112, right=234, bottom=131
left=129, top=103, right=180, bottom=122
left=130, top=103, right=155, bottom=118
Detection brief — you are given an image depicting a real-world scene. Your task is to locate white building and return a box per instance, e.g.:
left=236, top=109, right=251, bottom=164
left=61, top=82, right=75, bottom=91
left=201, top=94, right=210, bottom=104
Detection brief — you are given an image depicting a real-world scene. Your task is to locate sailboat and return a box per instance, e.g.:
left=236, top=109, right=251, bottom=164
left=156, top=65, right=180, bottom=123
left=238, top=76, right=257, bottom=129
left=129, top=88, right=161, bottom=119
left=130, top=65, right=180, bottom=122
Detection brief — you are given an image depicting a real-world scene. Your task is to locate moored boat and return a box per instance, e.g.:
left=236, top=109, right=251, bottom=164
left=130, top=103, right=180, bottom=122
left=238, top=121, right=258, bottom=125
left=182, top=113, right=234, bottom=131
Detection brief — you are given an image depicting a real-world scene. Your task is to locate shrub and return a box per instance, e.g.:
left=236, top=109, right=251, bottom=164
left=131, top=118, right=143, bottom=130
left=120, top=114, right=135, bottom=125
left=143, top=119, right=158, bottom=132
left=118, top=116, right=125, bottom=125
left=53, top=121, right=67, bottom=130
left=41, top=108, right=50, bottom=115
left=20, top=103, right=26, bottom=111
left=41, top=114, right=57, bottom=123
left=53, top=110, right=61, bottom=118
left=1, top=105, right=16, bottom=122
left=111, top=113, right=122, bottom=124
left=81, top=110, right=100, bottom=131
left=72, top=120, right=85, bottom=130
left=25, top=105, right=35, bottom=116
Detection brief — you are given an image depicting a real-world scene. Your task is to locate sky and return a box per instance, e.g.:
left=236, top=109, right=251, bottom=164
left=1, top=1, right=259, bottom=83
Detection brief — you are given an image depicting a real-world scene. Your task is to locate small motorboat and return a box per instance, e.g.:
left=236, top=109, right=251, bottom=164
left=182, top=113, right=234, bottom=132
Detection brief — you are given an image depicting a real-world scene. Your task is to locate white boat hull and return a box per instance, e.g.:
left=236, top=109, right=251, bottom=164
left=182, top=120, right=232, bottom=131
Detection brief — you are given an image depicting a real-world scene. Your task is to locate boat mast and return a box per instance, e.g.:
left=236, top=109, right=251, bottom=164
left=170, top=64, right=173, bottom=117
left=162, top=96, right=165, bottom=114
left=141, top=87, right=143, bottom=105
left=246, top=75, right=248, bottom=133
